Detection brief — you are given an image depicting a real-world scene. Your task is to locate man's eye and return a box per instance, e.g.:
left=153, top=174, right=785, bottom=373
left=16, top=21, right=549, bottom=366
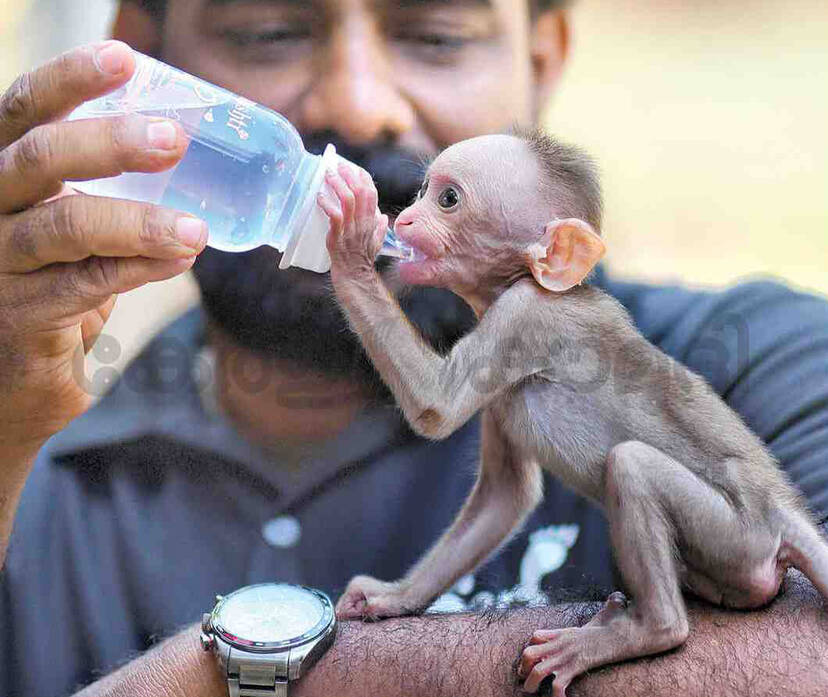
left=221, top=26, right=310, bottom=48
left=438, top=187, right=459, bottom=209
left=410, top=33, right=468, bottom=50
left=395, top=30, right=471, bottom=63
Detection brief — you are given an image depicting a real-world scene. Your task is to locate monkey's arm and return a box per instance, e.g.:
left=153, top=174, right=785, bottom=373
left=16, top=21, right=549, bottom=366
left=338, top=413, right=543, bottom=618
left=332, top=271, right=543, bottom=439
left=74, top=570, right=828, bottom=697
left=401, top=413, right=542, bottom=602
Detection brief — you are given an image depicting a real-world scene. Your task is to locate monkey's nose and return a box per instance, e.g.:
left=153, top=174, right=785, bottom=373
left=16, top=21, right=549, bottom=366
left=394, top=210, right=415, bottom=235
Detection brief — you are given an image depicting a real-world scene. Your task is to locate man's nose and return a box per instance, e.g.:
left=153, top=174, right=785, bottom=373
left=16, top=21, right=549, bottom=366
left=299, top=18, right=415, bottom=144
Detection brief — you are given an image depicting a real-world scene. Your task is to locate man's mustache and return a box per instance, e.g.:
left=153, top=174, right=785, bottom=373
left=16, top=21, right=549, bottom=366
left=302, top=131, right=429, bottom=213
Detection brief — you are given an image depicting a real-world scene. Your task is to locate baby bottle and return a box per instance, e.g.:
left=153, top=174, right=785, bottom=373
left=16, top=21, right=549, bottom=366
left=67, top=50, right=412, bottom=273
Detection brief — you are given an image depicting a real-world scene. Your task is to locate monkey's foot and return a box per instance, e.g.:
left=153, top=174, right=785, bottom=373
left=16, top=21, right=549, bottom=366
left=519, top=626, right=606, bottom=697
left=335, top=575, right=420, bottom=621
left=516, top=592, right=626, bottom=695
left=519, top=594, right=630, bottom=697
left=519, top=603, right=689, bottom=696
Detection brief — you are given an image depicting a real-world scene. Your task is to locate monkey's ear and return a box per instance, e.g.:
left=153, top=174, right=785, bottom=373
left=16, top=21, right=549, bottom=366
left=526, top=219, right=606, bottom=292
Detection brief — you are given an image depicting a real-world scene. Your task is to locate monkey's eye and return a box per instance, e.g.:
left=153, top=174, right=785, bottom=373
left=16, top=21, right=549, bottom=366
left=437, top=187, right=459, bottom=210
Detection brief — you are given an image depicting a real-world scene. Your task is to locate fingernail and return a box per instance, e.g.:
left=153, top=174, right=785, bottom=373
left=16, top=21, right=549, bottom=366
left=147, top=121, right=178, bottom=150
left=94, top=42, right=127, bottom=76
left=176, top=217, right=207, bottom=249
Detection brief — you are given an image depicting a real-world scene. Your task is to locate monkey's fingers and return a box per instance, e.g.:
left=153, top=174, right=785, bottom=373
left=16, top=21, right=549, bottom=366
left=373, top=213, right=390, bottom=250
left=377, top=213, right=389, bottom=236
left=317, top=190, right=343, bottom=230
left=326, top=168, right=356, bottom=225
left=344, top=165, right=380, bottom=223
left=335, top=591, right=368, bottom=620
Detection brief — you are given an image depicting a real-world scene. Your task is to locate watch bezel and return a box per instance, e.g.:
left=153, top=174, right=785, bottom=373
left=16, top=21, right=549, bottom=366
left=211, top=583, right=335, bottom=652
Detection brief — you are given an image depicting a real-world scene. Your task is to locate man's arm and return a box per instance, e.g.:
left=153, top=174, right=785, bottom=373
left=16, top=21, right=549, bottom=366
left=76, top=568, right=828, bottom=697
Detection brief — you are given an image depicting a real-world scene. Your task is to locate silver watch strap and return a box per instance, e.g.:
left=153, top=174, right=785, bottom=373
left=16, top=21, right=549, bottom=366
left=227, top=647, right=290, bottom=697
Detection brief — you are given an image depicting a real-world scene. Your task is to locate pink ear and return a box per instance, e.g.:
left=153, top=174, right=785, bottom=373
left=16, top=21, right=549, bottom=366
left=526, top=219, right=605, bottom=292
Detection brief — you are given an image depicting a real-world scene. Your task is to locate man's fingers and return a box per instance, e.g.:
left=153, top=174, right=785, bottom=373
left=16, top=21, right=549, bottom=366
left=0, top=195, right=207, bottom=273
left=35, top=254, right=197, bottom=318
left=4, top=255, right=193, bottom=334
left=81, top=295, right=117, bottom=354
left=0, top=116, right=188, bottom=214
left=0, top=41, right=135, bottom=150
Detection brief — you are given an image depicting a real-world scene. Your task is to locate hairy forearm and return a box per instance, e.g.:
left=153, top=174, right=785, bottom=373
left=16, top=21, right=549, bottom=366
left=301, top=572, right=828, bottom=697
left=74, top=625, right=226, bottom=697
left=79, top=571, right=828, bottom=697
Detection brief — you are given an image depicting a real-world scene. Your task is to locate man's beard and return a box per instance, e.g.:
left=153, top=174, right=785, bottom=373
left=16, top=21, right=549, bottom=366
left=192, top=131, right=476, bottom=393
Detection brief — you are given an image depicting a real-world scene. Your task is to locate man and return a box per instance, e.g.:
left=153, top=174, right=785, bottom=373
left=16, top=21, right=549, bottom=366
left=0, top=1, right=827, bottom=696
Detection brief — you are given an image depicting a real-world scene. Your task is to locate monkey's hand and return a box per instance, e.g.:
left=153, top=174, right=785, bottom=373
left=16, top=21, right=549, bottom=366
left=335, top=575, right=422, bottom=621
left=318, top=162, right=389, bottom=276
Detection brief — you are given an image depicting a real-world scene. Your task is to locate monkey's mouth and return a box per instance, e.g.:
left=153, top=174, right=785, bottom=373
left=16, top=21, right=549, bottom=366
left=396, top=244, right=431, bottom=266
left=394, top=234, right=444, bottom=265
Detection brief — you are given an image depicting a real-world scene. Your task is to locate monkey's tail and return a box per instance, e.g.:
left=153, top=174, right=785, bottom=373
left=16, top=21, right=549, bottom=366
left=778, top=510, right=828, bottom=600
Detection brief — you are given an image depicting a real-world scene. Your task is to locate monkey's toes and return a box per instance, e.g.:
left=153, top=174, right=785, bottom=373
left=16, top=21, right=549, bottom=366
left=586, top=591, right=629, bottom=627
left=520, top=629, right=587, bottom=696
left=605, top=591, right=628, bottom=609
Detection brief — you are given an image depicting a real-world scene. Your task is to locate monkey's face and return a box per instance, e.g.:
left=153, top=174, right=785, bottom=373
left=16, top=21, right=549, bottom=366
left=394, top=135, right=547, bottom=293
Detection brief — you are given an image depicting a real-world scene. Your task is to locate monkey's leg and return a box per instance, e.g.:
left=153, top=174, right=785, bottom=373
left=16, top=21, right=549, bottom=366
left=521, top=441, right=735, bottom=696
left=336, top=411, right=542, bottom=619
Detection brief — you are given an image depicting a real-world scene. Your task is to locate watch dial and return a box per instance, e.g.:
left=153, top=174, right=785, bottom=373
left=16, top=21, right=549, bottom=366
left=215, top=584, right=326, bottom=643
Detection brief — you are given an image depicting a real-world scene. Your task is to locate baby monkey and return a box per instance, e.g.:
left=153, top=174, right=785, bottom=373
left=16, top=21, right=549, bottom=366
left=317, top=131, right=828, bottom=696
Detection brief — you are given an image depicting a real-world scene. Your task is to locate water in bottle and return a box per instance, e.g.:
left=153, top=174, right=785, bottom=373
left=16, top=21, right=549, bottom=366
left=68, top=50, right=412, bottom=273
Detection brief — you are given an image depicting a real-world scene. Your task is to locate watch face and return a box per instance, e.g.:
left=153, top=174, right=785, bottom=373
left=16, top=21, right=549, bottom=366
left=213, top=583, right=333, bottom=650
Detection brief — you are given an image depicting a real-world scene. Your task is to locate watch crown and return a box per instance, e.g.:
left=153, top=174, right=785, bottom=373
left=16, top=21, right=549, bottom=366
left=202, top=613, right=212, bottom=633
left=199, top=632, right=215, bottom=651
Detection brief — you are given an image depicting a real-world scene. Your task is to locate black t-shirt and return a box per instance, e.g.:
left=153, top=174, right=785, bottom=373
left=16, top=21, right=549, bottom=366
left=3, top=269, right=828, bottom=696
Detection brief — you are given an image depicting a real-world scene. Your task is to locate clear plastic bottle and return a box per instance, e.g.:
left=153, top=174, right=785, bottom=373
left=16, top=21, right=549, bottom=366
left=67, top=51, right=412, bottom=273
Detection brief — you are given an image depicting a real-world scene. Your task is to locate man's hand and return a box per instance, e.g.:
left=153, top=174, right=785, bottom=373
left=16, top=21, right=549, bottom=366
left=0, top=41, right=207, bottom=457
left=318, top=162, right=388, bottom=278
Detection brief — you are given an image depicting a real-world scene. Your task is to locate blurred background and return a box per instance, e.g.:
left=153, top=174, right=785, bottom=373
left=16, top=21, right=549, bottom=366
left=1, top=0, right=826, bottom=376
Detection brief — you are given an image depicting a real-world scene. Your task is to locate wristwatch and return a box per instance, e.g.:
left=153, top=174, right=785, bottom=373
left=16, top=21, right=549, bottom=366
left=201, top=583, right=336, bottom=697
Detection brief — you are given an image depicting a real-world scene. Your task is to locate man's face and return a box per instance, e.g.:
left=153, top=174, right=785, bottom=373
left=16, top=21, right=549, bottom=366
left=137, top=0, right=566, bottom=382
left=159, top=0, right=539, bottom=152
